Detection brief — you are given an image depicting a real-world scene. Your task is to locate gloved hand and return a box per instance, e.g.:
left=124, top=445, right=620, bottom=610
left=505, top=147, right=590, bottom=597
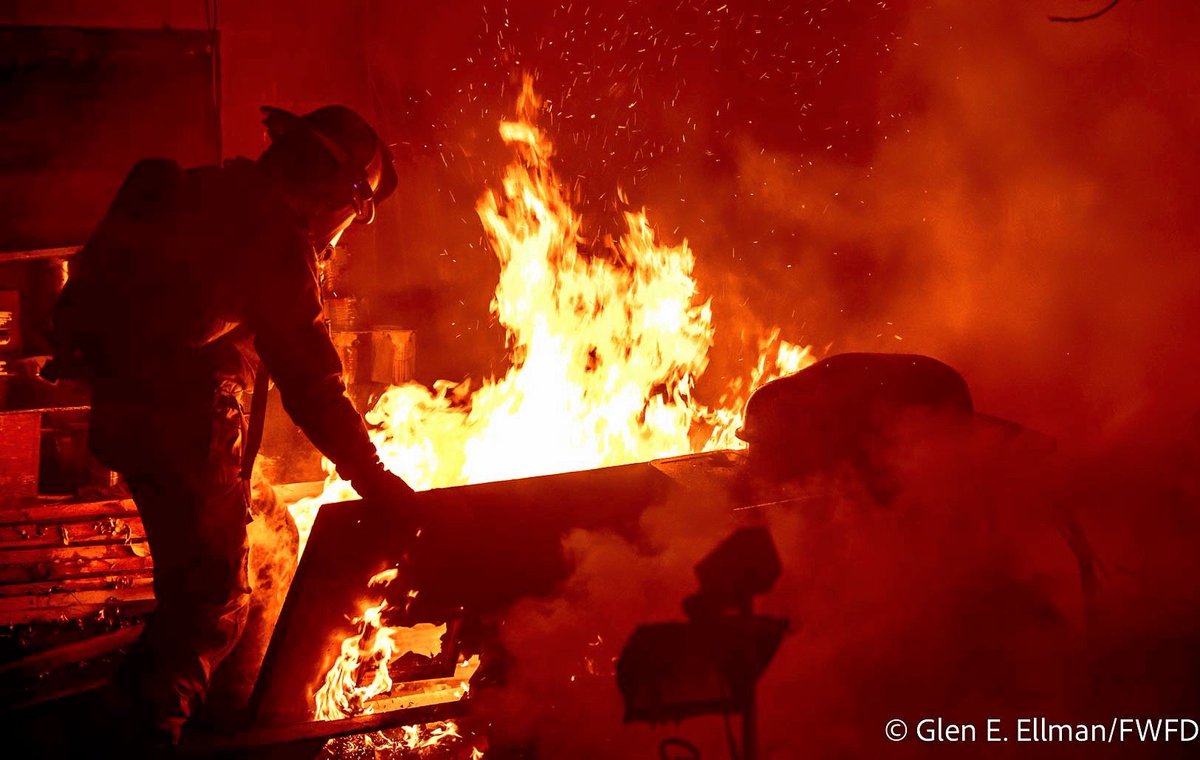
left=352, top=467, right=416, bottom=505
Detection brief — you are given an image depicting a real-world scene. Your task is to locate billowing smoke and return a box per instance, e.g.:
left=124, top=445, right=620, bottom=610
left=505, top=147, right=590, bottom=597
left=469, top=417, right=1198, bottom=758
left=687, top=1, right=1200, bottom=442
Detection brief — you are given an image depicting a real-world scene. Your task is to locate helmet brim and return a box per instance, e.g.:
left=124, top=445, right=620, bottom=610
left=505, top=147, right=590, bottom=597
left=261, top=105, right=398, bottom=205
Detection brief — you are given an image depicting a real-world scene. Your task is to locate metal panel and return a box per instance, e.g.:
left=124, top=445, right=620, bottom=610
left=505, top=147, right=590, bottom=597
left=251, top=458, right=685, bottom=728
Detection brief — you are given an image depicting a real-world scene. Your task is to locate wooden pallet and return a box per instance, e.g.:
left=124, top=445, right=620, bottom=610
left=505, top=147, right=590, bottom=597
left=0, top=497, right=154, bottom=625
left=1, top=482, right=314, bottom=708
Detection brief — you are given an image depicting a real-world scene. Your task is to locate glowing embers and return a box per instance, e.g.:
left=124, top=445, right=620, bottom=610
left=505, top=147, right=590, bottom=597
left=318, top=720, right=485, bottom=759
left=315, top=568, right=481, bottom=724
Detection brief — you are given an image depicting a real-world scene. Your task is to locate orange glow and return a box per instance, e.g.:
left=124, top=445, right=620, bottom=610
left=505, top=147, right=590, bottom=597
left=321, top=719, right=481, bottom=756
left=305, top=78, right=810, bottom=725
left=288, top=77, right=810, bottom=553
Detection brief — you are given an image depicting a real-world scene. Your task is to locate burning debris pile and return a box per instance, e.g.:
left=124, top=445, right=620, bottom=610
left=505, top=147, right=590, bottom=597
left=314, top=568, right=479, bottom=722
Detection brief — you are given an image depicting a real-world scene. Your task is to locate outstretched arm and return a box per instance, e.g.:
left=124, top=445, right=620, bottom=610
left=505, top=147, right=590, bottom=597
left=248, top=231, right=412, bottom=501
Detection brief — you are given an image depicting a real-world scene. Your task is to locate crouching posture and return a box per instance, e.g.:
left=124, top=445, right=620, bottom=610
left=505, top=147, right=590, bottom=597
left=48, top=105, right=415, bottom=744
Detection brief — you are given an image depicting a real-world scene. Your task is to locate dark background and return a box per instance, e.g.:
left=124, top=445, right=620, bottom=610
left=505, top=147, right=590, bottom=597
left=0, top=26, right=220, bottom=250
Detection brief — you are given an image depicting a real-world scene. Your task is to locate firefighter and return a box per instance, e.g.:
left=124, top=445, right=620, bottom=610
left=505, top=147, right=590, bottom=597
left=46, top=105, right=414, bottom=745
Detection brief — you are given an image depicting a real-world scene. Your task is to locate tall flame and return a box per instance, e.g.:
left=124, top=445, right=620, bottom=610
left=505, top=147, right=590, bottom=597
left=304, top=76, right=814, bottom=732
left=288, top=77, right=812, bottom=553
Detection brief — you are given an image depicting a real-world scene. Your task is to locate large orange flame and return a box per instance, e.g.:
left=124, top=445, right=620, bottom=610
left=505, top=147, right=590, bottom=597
left=303, top=77, right=812, bottom=731
left=289, top=78, right=811, bottom=552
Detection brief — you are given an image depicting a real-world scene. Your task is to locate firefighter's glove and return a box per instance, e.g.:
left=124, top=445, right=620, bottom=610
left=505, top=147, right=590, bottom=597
left=353, top=468, right=416, bottom=505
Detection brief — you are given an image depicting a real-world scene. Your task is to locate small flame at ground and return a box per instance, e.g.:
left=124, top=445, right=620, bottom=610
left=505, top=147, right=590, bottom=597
left=319, top=719, right=482, bottom=759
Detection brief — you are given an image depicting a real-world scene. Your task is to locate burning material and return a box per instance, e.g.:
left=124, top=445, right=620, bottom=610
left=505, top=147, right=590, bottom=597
left=312, top=599, right=406, bottom=720
left=288, top=77, right=812, bottom=551
left=312, top=566, right=483, bottom=753
left=301, top=78, right=810, bottom=740
left=319, top=719, right=482, bottom=759
left=314, top=569, right=479, bottom=722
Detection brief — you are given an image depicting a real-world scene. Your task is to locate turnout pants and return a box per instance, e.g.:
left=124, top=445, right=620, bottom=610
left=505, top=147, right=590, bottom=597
left=100, top=383, right=253, bottom=744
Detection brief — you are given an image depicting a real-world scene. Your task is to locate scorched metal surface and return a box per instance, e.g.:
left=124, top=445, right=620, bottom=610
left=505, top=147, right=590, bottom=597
left=250, top=452, right=754, bottom=728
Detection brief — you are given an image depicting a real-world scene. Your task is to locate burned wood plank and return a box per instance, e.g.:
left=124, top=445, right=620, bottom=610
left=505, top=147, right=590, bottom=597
left=0, top=246, right=80, bottom=263
left=366, top=657, right=480, bottom=714
left=0, top=411, right=39, bottom=504
left=187, top=702, right=462, bottom=752
left=0, top=573, right=153, bottom=599
left=4, top=602, right=154, bottom=627
left=0, top=516, right=144, bottom=549
left=0, top=555, right=153, bottom=585
left=0, top=541, right=149, bottom=566
left=0, top=587, right=156, bottom=625
left=0, top=585, right=155, bottom=611
left=0, top=498, right=139, bottom=526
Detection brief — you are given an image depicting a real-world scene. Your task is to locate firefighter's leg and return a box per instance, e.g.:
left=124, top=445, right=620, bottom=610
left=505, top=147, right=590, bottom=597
left=122, top=466, right=251, bottom=744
